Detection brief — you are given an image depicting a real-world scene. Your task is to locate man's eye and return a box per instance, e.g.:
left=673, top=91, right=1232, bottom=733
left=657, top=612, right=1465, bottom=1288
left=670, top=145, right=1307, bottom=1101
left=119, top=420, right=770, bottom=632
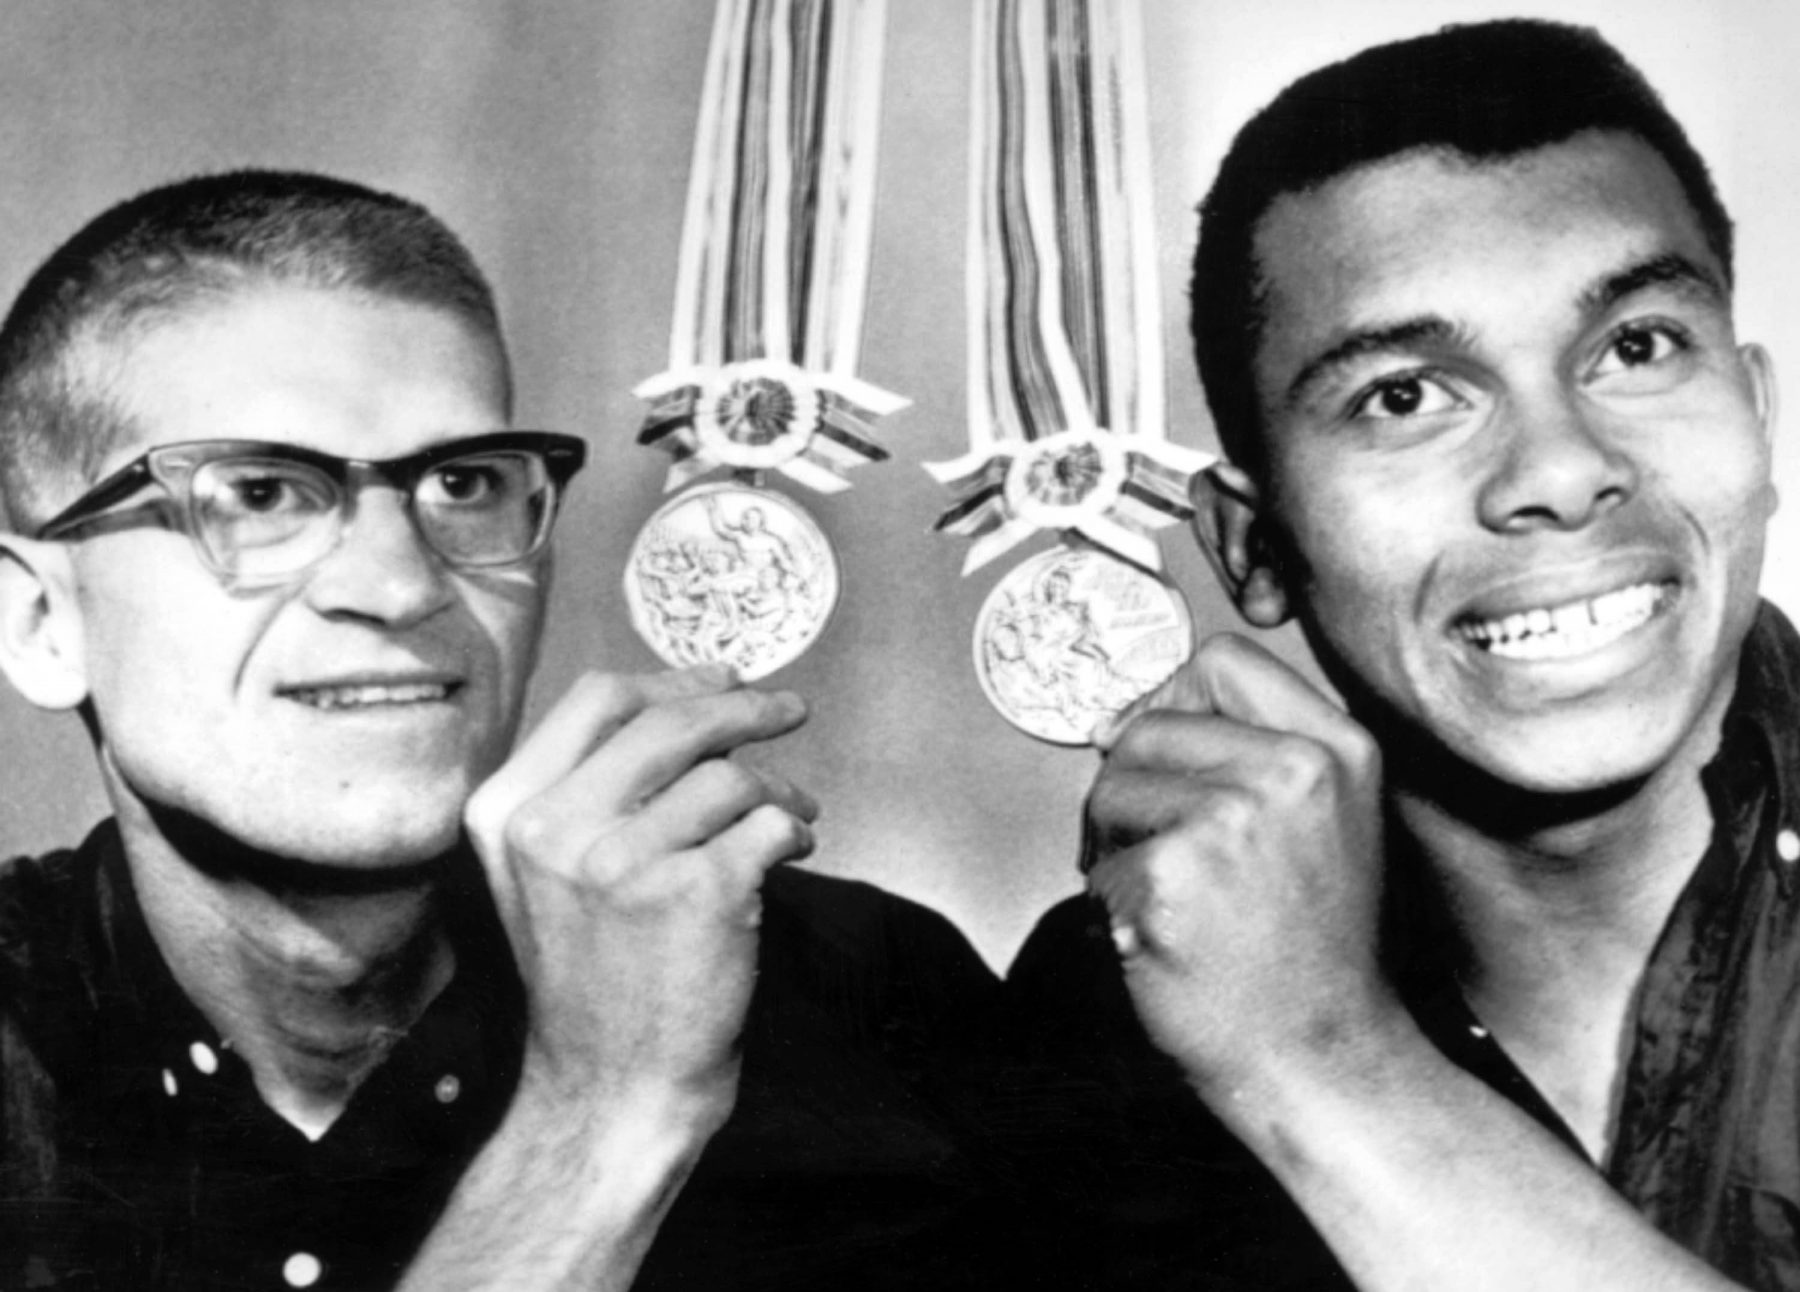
left=424, top=464, right=504, bottom=507
left=1594, top=324, right=1685, bottom=375
left=1348, top=374, right=1460, bottom=421
left=423, top=458, right=523, bottom=508
left=233, top=479, right=290, bottom=512
left=220, top=473, right=329, bottom=515
left=434, top=467, right=495, bottom=502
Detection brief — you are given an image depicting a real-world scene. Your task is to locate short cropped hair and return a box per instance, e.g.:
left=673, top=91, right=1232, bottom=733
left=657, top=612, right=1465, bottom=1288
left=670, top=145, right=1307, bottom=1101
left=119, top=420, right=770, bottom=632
left=1191, top=19, right=1733, bottom=476
left=0, top=169, right=509, bottom=530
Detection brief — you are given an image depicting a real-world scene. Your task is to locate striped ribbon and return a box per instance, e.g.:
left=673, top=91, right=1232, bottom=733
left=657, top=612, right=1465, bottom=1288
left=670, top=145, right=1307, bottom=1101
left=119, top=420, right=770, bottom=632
left=636, top=0, right=905, bottom=494
left=926, top=0, right=1210, bottom=575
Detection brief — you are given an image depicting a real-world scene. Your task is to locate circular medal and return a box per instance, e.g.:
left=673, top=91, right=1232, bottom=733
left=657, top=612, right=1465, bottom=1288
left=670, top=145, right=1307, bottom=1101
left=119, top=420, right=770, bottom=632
left=973, top=545, right=1193, bottom=745
left=625, top=481, right=840, bottom=680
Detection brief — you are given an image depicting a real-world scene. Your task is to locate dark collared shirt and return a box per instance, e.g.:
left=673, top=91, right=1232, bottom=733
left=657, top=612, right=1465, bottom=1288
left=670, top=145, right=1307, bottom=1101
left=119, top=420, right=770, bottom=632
left=1401, top=600, right=1800, bottom=1289
left=0, top=825, right=524, bottom=1290
left=0, top=826, right=1004, bottom=1291
left=1006, top=601, right=1800, bottom=1290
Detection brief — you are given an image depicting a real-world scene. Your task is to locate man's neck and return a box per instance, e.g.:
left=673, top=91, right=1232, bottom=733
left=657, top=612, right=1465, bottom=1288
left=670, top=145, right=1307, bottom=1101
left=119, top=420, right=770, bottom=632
left=113, top=794, right=455, bottom=1141
left=1390, top=707, right=1726, bottom=1161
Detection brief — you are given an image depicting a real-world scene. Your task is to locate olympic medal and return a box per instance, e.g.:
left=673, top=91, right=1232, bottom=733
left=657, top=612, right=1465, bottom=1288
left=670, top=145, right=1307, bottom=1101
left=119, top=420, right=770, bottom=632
left=625, top=482, right=840, bottom=680
left=973, top=545, right=1193, bottom=745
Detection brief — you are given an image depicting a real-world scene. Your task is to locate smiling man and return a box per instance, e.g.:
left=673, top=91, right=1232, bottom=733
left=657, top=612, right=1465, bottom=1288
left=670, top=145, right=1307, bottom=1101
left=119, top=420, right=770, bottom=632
left=0, top=172, right=999, bottom=1290
left=1008, top=20, right=1794, bottom=1291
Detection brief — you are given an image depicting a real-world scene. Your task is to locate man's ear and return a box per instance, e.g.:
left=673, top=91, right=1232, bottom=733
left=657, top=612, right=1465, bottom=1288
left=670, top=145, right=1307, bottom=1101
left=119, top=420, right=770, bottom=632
left=1742, top=341, right=1781, bottom=510
left=0, top=535, right=89, bottom=710
left=1190, top=463, right=1292, bottom=628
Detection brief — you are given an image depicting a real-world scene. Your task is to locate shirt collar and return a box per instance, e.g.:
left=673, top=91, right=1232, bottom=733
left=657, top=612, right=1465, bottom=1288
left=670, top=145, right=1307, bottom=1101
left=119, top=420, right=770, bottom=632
left=1703, top=601, right=1800, bottom=895
left=74, top=818, right=523, bottom=1120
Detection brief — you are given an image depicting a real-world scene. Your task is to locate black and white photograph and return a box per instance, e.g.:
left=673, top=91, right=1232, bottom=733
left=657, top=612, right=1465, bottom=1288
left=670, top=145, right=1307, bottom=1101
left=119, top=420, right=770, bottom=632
left=1, top=1, right=1797, bottom=1287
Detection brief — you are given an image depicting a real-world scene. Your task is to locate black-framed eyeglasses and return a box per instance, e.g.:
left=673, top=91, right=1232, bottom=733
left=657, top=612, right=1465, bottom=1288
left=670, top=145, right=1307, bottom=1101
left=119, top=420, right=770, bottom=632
left=35, top=432, right=588, bottom=589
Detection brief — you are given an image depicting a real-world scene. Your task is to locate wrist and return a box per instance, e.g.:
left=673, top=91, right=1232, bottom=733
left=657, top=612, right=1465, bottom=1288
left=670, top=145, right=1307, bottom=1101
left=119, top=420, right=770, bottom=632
left=1188, top=988, right=1425, bottom=1141
left=395, top=1061, right=734, bottom=1290
left=512, top=1056, right=739, bottom=1150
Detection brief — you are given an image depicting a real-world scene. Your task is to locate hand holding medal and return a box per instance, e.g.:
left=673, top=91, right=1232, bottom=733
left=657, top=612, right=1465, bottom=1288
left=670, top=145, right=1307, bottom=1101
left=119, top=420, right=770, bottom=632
left=928, top=0, right=1211, bottom=744
left=629, top=0, right=903, bottom=680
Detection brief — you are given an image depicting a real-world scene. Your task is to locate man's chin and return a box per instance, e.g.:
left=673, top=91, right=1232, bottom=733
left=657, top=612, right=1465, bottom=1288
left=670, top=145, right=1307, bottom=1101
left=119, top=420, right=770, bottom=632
left=152, top=798, right=469, bottom=893
left=1401, top=708, right=1698, bottom=837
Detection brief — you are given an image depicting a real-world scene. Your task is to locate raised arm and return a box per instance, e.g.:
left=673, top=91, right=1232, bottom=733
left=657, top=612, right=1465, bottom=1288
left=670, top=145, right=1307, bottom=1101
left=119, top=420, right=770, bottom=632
left=399, top=663, right=815, bottom=1290
left=1085, top=633, right=1743, bottom=1292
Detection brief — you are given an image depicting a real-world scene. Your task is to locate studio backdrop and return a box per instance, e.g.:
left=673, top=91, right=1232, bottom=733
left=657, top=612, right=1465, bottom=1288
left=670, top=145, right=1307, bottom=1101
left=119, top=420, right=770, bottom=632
left=0, top=0, right=1791, bottom=967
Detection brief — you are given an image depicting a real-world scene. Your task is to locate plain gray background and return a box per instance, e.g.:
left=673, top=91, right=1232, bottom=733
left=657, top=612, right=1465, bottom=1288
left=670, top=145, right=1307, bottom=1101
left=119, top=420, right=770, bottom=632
left=0, top=0, right=1793, bottom=970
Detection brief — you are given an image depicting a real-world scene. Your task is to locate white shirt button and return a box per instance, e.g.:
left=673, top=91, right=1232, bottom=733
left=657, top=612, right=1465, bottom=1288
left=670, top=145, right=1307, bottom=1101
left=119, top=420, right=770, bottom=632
left=1778, top=829, right=1800, bottom=864
left=435, top=1074, right=461, bottom=1104
left=161, top=1068, right=179, bottom=1098
left=189, top=1041, right=219, bottom=1075
left=282, top=1252, right=322, bottom=1288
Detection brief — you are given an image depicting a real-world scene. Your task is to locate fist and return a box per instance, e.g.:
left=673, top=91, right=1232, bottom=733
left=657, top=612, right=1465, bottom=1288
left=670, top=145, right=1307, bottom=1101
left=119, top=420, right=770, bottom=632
left=464, top=664, right=817, bottom=1124
left=1084, top=634, right=1392, bottom=1101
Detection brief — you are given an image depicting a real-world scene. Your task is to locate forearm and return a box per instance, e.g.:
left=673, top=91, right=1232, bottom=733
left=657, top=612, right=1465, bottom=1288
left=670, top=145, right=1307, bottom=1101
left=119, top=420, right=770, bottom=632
left=398, top=1079, right=723, bottom=1292
left=1213, top=1016, right=1742, bottom=1292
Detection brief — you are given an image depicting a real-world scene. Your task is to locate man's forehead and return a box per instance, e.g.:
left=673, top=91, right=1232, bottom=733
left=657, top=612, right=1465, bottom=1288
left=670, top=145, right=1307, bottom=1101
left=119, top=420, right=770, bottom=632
left=99, top=284, right=508, bottom=460
left=1247, top=130, right=1723, bottom=396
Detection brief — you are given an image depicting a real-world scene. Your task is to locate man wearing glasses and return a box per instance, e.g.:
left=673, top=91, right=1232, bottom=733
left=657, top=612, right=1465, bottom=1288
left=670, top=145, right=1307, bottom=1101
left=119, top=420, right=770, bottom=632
left=0, top=172, right=997, bottom=1289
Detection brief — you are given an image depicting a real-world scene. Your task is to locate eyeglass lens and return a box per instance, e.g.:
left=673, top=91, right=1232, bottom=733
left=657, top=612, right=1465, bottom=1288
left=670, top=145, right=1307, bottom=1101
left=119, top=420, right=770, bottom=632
left=189, top=450, right=556, bottom=580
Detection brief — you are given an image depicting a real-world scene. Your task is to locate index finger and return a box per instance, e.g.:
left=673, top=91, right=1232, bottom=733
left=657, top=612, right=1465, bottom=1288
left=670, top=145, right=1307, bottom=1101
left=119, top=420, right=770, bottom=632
left=467, top=663, right=738, bottom=836
left=1098, top=633, right=1362, bottom=765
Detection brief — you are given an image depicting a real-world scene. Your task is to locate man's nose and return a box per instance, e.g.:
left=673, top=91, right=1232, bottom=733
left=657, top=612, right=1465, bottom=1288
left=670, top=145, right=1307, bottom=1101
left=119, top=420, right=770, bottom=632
left=300, top=486, right=454, bottom=626
left=1475, top=387, right=1638, bottom=533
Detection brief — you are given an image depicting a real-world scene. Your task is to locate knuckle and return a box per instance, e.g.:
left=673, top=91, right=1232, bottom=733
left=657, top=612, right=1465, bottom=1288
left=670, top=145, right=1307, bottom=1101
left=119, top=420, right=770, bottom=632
left=1135, top=839, right=1184, bottom=894
left=1340, top=724, right=1381, bottom=778
left=664, top=692, right=740, bottom=745
left=501, top=799, right=561, bottom=862
left=569, top=668, right=631, bottom=712
left=1084, top=772, right=1148, bottom=845
left=1200, top=784, right=1259, bottom=841
left=1264, top=734, right=1332, bottom=795
left=1194, top=631, right=1250, bottom=682
left=693, top=756, right=761, bottom=806
left=741, top=803, right=812, bottom=861
left=463, top=783, right=503, bottom=841
left=674, top=852, right=737, bottom=910
left=1104, top=709, right=1178, bottom=764
left=1084, top=769, right=1123, bottom=822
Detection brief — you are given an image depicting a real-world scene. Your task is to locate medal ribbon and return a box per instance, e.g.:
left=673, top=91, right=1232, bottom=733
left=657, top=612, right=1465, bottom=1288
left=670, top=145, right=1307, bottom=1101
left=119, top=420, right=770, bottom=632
left=636, top=0, right=905, bottom=494
left=927, top=0, right=1210, bottom=574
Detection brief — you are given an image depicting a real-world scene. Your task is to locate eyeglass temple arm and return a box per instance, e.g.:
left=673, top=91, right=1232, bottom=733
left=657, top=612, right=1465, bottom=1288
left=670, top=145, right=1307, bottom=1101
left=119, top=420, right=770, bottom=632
left=35, top=458, right=158, bottom=540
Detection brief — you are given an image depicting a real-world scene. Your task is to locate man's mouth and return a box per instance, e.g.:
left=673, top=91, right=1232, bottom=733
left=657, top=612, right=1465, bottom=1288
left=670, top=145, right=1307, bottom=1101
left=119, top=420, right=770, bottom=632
left=1455, top=581, right=1673, bottom=661
left=284, top=681, right=457, bottom=711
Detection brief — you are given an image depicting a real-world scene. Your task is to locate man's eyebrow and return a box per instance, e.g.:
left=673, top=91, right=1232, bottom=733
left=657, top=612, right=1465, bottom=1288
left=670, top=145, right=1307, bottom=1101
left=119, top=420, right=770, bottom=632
left=1579, top=252, right=1726, bottom=317
left=1282, top=316, right=1462, bottom=410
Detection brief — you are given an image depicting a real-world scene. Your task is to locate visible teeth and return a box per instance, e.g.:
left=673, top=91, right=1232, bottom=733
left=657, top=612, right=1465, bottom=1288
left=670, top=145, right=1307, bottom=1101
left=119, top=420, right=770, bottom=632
left=291, top=682, right=450, bottom=710
left=1458, top=583, right=1665, bottom=660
